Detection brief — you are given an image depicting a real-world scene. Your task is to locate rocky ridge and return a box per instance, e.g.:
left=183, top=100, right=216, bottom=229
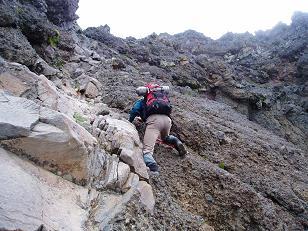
left=0, top=0, right=307, bottom=230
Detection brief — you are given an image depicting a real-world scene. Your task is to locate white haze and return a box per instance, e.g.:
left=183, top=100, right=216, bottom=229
left=77, top=0, right=308, bottom=39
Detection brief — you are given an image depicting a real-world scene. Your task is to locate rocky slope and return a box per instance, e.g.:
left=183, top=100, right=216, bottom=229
left=0, top=0, right=307, bottom=230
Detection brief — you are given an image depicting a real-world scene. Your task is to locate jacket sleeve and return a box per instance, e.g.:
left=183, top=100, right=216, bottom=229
left=129, top=100, right=143, bottom=123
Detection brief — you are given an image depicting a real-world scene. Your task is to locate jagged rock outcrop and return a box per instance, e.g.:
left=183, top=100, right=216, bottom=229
left=0, top=0, right=307, bottom=229
left=94, top=117, right=149, bottom=180
left=0, top=28, right=39, bottom=67
left=0, top=61, right=155, bottom=230
left=45, top=0, right=79, bottom=29
left=84, top=25, right=129, bottom=54
left=0, top=91, right=96, bottom=185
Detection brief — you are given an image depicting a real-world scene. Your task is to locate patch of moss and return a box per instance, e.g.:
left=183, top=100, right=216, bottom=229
left=15, top=6, right=24, bottom=14
left=48, top=29, right=60, bottom=48
left=73, top=112, right=87, bottom=125
left=52, top=57, right=65, bottom=69
left=218, top=162, right=225, bottom=170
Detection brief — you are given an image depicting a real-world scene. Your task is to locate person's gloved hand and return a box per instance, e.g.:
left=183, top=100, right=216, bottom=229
left=135, top=116, right=143, bottom=123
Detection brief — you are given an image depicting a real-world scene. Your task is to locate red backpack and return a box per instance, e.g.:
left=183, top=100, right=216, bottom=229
left=145, top=83, right=172, bottom=117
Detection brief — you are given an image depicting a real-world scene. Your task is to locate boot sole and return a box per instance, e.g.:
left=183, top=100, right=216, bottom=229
left=177, top=143, right=187, bottom=157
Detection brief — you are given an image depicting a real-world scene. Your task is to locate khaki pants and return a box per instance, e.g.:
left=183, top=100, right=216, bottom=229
left=143, top=114, right=172, bottom=154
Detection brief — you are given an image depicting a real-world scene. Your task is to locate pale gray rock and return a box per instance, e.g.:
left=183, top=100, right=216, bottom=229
left=92, top=115, right=104, bottom=132
left=1, top=103, right=97, bottom=185
left=94, top=189, right=137, bottom=230
left=0, top=92, right=39, bottom=139
left=0, top=147, right=88, bottom=231
left=120, top=148, right=148, bottom=180
left=122, top=173, right=140, bottom=193
left=0, top=62, right=38, bottom=97
left=0, top=61, right=78, bottom=116
left=116, top=161, right=131, bottom=189
left=136, top=181, right=155, bottom=214
left=1, top=120, right=88, bottom=184
left=85, top=81, right=99, bottom=99
left=33, top=58, right=59, bottom=77
left=92, top=180, right=154, bottom=230
left=73, top=67, right=84, bottom=78
left=91, top=51, right=102, bottom=61
left=88, top=148, right=106, bottom=180
left=77, top=74, right=102, bottom=99
left=98, top=117, right=149, bottom=180
left=95, top=154, right=119, bottom=189
left=37, top=74, right=59, bottom=110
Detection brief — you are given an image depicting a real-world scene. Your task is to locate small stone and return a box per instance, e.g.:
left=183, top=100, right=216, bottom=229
left=91, top=52, right=101, bottom=61
left=205, top=193, right=214, bottom=204
left=136, top=181, right=155, bottom=214
left=216, top=131, right=225, bottom=140
left=72, top=68, right=84, bottom=78
left=85, top=82, right=99, bottom=99
left=63, top=174, right=73, bottom=182
left=97, top=110, right=110, bottom=116
left=112, top=58, right=125, bottom=69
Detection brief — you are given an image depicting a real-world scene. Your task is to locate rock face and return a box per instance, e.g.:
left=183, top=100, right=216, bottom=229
left=84, top=25, right=129, bottom=54
left=0, top=147, right=88, bottom=231
left=0, top=27, right=38, bottom=67
left=0, top=91, right=39, bottom=139
left=45, top=0, right=79, bottom=28
left=93, top=116, right=149, bottom=180
left=0, top=92, right=96, bottom=185
left=0, top=0, right=307, bottom=230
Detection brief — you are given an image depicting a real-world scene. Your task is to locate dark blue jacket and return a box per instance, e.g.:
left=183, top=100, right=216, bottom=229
left=129, top=98, right=147, bottom=122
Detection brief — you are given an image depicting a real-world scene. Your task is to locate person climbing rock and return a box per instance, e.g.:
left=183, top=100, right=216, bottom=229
left=129, top=83, right=187, bottom=173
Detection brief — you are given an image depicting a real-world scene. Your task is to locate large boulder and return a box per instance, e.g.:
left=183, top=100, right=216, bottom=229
left=0, top=92, right=97, bottom=185
left=0, top=147, right=88, bottom=231
left=0, top=62, right=38, bottom=98
left=76, top=74, right=102, bottom=99
left=0, top=91, right=39, bottom=139
left=94, top=117, right=149, bottom=180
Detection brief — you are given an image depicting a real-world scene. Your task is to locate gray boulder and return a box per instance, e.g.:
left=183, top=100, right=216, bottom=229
left=96, top=117, right=149, bottom=180
left=0, top=147, right=88, bottom=231
left=0, top=91, right=39, bottom=139
left=0, top=92, right=97, bottom=185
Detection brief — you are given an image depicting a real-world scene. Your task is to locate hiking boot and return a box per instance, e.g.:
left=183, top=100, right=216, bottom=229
left=143, top=152, right=159, bottom=172
left=147, top=162, right=159, bottom=172
left=163, top=135, right=187, bottom=157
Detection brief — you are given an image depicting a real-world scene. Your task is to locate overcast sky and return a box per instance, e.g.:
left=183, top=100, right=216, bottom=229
left=77, top=0, right=308, bottom=39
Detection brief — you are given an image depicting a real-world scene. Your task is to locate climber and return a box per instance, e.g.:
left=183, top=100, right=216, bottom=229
left=129, top=83, right=187, bottom=172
